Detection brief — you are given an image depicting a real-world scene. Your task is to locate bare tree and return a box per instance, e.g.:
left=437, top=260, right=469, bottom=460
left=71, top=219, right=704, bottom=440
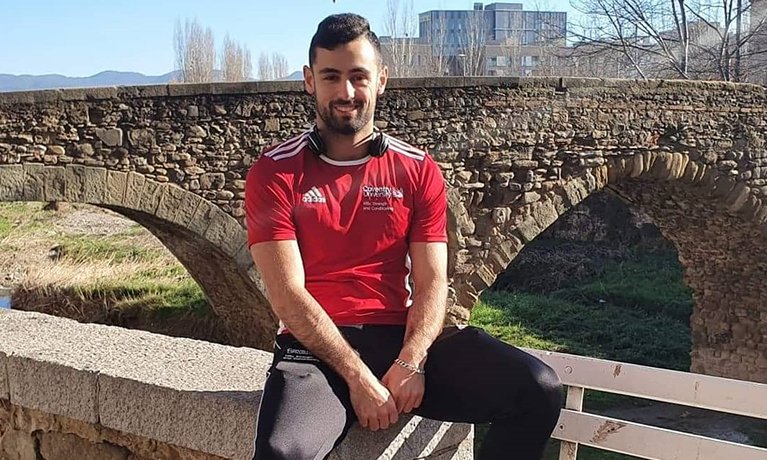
left=258, top=52, right=274, bottom=80
left=383, top=0, right=418, bottom=77
left=271, top=53, right=290, bottom=79
left=570, top=0, right=767, bottom=81
left=220, top=35, right=253, bottom=82
left=174, top=19, right=216, bottom=83
left=426, top=11, right=450, bottom=76
left=459, top=9, right=490, bottom=75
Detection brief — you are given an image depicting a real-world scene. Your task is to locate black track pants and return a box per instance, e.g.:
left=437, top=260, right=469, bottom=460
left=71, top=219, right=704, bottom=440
left=252, top=325, right=563, bottom=460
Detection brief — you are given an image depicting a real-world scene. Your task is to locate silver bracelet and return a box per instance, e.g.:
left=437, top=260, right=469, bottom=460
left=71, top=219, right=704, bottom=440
left=394, top=358, right=426, bottom=375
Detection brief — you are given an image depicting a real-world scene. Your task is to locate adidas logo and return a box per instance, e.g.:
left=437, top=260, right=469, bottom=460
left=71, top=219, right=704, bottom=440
left=302, top=186, right=326, bottom=204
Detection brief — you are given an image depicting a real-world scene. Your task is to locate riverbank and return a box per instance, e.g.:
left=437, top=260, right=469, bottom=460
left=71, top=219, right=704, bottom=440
left=0, top=202, right=227, bottom=343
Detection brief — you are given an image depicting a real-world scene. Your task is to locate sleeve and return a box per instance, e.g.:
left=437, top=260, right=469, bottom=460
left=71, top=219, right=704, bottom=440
left=245, top=156, right=297, bottom=246
left=409, top=155, right=448, bottom=243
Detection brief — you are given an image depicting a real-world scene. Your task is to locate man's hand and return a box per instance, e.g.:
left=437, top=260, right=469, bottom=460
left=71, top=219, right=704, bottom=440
left=349, top=371, right=399, bottom=431
left=382, top=362, right=425, bottom=414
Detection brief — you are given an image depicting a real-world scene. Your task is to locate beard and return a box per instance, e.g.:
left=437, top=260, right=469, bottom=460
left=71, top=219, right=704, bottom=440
left=316, top=96, right=375, bottom=135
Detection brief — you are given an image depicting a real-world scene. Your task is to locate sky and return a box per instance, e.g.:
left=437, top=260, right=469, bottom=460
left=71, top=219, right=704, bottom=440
left=0, top=0, right=572, bottom=78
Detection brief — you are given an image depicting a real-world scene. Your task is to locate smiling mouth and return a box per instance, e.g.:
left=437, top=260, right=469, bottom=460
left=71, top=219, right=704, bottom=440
left=333, top=104, right=360, bottom=114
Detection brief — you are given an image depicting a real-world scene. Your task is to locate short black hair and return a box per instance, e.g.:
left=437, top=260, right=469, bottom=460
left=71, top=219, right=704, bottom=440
left=309, top=13, right=382, bottom=67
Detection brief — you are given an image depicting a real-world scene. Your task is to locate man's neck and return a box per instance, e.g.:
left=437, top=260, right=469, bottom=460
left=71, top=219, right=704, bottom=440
left=318, top=123, right=374, bottom=162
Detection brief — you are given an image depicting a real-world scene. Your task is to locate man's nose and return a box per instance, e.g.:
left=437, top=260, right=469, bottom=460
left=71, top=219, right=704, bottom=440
left=337, top=79, right=354, bottom=101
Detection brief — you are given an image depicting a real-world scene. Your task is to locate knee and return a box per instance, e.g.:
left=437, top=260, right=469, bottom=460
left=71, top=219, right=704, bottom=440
left=530, top=360, right=564, bottom=427
left=255, top=436, right=319, bottom=460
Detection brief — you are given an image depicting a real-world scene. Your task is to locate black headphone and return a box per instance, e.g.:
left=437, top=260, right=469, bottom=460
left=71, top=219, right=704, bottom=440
left=307, top=125, right=389, bottom=158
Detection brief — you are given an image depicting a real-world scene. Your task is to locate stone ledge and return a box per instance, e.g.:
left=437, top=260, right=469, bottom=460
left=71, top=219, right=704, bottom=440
left=2, top=76, right=765, bottom=105
left=0, top=311, right=473, bottom=459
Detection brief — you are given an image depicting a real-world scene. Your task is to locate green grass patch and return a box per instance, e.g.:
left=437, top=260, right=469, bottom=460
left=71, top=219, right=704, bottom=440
left=552, top=251, right=693, bottom=323
left=116, top=224, right=149, bottom=237
left=543, top=442, right=645, bottom=460
left=74, top=277, right=212, bottom=318
left=474, top=248, right=692, bottom=371
left=474, top=289, right=691, bottom=371
left=58, top=235, right=167, bottom=264
left=0, top=202, right=47, bottom=238
left=0, top=215, right=11, bottom=240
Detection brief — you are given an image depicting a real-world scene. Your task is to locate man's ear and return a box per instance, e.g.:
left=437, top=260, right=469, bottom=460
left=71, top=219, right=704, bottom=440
left=303, top=65, right=315, bottom=95
left=377, top=64, right=388, bottom=96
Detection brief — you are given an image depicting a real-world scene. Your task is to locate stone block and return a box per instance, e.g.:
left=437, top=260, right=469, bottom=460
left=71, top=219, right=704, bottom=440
left=60, top=164, right=87, bottom=202
left=123, top=172, right=146, bottom=210
left=389, top=77, right=467, bottom=89
left=531, top=199, right=559, bottom=231
left=0, top=89, right=60, bottom=105
left=0, top=165, right=25, bottom=202
left=41, top=166, right=68, bottom=202
left=725, top=182, right=751, bottom=213
left=650, top=152, right=673, bottom=179
left=204, top=211, right=248, bottom=257
left=116, top=84, right=169, bottom=99
left=683, top=160, right=701, bottom=184
left=6, top=356, right=98, bottom=424
left=187, top=199, right=217, bottom=237
left=95, top=128, right=123, bottom=147
left=39, top=432, right=129, bottom=460
left=515, top=216, right=542, bottom=243
left=20, top=163, right=46, bottom=202
left=629, top=153, right=645, bottom=178
left=99, top=375, right=260, bottom=460
left=561, top=179, right=587, bottom=207
left=81, top=167, right=108, bottom=204
left=170, top=189, right=205, bottom=229
left=135, top=179, right=163, bottom=215
left=105, top=170, right=128, bottom=206
left=154, top=184, right=186, bottom=223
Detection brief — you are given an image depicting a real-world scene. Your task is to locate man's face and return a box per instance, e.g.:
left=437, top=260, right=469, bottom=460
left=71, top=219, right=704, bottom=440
left=304, top=37, right=388, bottom=135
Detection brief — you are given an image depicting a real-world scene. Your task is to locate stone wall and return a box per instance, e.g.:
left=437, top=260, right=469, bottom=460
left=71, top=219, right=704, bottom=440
left=0, top=309, right=473, bottom=460
left=1, top=78, right=766, bottom=382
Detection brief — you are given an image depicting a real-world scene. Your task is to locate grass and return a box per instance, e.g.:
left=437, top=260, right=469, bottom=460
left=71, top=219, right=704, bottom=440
left=57, top=234, right=167, bottom=264
left=0, top=202, right=215, bottom=324
left=469, top=243, right=695, bottom=459
left=0, top=215, right=10, bottom=240
left=472, top=246, right=692, bottom=370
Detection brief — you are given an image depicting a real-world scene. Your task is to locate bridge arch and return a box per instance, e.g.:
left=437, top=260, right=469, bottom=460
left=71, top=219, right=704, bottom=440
left=0, top=163, right=276, bottom=349
left=453, top=152, right=767, bottom=382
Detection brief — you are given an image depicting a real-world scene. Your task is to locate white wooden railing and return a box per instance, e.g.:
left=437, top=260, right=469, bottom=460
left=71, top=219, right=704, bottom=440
left=526, top=349, right=767, bottom=460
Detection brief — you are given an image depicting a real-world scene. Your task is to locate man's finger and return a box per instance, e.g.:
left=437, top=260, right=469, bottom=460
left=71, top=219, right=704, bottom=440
left=394, top=392, right=406, bottom=413
left=369, top=416, right=380, bottom=431
left=414, top=392, right=424, bottom=409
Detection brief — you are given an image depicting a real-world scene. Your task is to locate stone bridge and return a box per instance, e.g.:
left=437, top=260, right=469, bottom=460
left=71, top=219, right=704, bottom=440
left=0, top=77, right=765, bottom=383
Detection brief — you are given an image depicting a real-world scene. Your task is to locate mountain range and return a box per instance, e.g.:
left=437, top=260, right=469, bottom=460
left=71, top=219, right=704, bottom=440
left=0, top=70, right=303, bottom=92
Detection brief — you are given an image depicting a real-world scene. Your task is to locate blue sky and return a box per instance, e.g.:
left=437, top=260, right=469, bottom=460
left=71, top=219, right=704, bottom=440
left=0, top=0, right=572, bottom=77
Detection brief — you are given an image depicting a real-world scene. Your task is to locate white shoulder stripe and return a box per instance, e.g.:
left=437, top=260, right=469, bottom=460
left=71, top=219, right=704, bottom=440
left=387, top=137, right=426, bottom=160
left=271, top=139, right=307, bottom=161
left=265, top=132, right=309, bottom=158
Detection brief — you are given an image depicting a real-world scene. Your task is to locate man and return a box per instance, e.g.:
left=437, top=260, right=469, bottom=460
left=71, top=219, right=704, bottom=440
left=245, top=13, right=562, bottom=460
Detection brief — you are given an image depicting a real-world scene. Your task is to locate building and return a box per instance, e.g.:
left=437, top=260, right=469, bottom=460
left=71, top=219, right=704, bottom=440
left=418, top=3, right=566, bottom=53
left=381, top=2, right=568, bottom=77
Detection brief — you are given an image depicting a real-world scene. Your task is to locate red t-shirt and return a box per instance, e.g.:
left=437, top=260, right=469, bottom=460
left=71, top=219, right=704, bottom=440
left=245, top=130, right=448, bottom=326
